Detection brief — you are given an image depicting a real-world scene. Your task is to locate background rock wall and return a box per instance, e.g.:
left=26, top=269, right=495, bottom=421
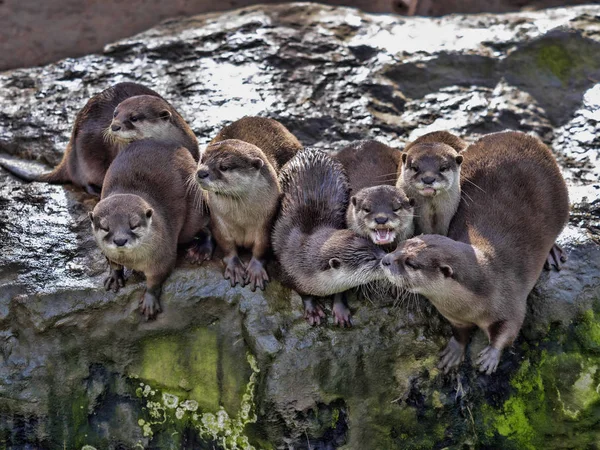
left=0, top=3, right=599, bottom=449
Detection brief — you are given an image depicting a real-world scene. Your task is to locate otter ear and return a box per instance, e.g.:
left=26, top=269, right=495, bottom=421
left=408, top=198, right=416, bottom=207
left=401, top=153, right=407, bottom=164
left=251, top=158, right=264, bottom=170
left=145, top=209, right=153, bottom=219
left=455, top=155, right=463, bottom=165
left=440, top=264, right=453, bottom=278
left=329, top=258, right=342, bottom=270
left=351, top=196, right=357, bottom=207
left=159, top=110, right=171, bottom=121
left=88, top=212, right=94, bottom=223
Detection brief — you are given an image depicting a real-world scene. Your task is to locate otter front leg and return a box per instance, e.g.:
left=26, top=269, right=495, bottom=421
left=139, top=271, right=170, bottom=320
left=302, top=295, right=325, bottom=326
left=245, top=233, right=269, bottom=291
left=332, top=292, right=352, bottom=327
left=544, top=243, right=567, bottom=271
left=186, top=228, right=214, bottom=264
left=476, top=319, right=520, bottom=375
left=439, top=323, right=474, bottom=374
left=104, top=261, right=125, bottom=292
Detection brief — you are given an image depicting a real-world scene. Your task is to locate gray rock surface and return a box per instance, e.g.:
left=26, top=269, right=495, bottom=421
left=0, top=3, right=599, bottom=449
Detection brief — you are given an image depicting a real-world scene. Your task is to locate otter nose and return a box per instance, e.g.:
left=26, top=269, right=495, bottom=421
left=197, top=169, right=210, bottom=180
left=421, top=176, right=435, bottom=185
left=375, top=216, right=388, bottom=225
left=111, top=124, right=121, bottom=132
left=381, top=254, right=395, bottom=267
left=113, top=237, right=128, bottom=247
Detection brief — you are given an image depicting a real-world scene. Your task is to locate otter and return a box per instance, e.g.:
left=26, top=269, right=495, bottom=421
left=0, top=82, right=199, bottom=195
left=398, top=131, right=467, bottom=236
left=334, top=140, right=414, bottom=247
left=381, top=131, right=569, bottom=374
left=272, top=149, right=387, bottom=326
left=90, top=139, right=211, bottom=320
left=210, top=116, right=303, bottom=170
left=196, top=117, right=302, bottom=291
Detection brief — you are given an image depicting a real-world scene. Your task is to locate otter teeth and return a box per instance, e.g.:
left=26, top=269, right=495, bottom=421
left=372, top=229, right=394, bottom=245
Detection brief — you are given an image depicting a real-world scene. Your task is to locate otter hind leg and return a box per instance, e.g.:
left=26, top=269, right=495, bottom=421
left=302, top=295, right=325, bottom=326
left=544, top=243, right=567, bottom=271
left=477, top=319, right=519, bottom=375
left=332, top=292, right=352, bottom=327
left=185, top=230, right=214, bottom=264
left=439, top=324, right=473, bottom=374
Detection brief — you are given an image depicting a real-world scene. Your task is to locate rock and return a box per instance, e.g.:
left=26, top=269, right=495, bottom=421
left=0, top=3, right=599, bottom=449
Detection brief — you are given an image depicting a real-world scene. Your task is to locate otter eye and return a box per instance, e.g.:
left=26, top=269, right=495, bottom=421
left=392, top=206, right=402, bottom=212
left=130, top=116, right=138, bottom=123
left=405, top=259, right=417, bottom=269
left=130, top=224, right=139, bottom=230
left=362, top=207, right=371, bottom=213
left=113, top=110, right=118, bottom=118
left=439, top=166, right=449, bottom=172
left=100, top=225, right=109, bottom=232
left=220, top=164, right=229, bottom=172
left=411, top=165, right=419, bottom=172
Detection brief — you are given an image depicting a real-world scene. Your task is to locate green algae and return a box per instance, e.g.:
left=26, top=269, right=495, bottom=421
left=135, top=353, right=260, bottom=449
left=536, top=44, right=573, bottom=84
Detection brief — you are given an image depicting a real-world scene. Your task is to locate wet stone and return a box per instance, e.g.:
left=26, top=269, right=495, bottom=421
left=0, top=3, right=599, bottom=449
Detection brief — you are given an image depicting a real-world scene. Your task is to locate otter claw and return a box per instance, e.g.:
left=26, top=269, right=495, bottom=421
left=186, top=239, right=214, bottom=264
left=302, top=297, right=325, bottom=326
left=104, top=268, right=125, bottom=292
left=139, top=291, right=161, bottom=320
left=245, top=258, right=269, bottom=291
left=438, top=338, right=465, bottom=374
left=332, top=295, right=352, bottom=328
left=224, top=257, right=246, bottom=287
left=475, top=346, right=500, bottom=375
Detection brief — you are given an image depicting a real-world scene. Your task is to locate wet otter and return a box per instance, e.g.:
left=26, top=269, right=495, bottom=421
left=334, top=140, right=415, bottom=247
left=272, top=149, right=386, bottom=326
left=0, top=82, right=199, bottom=195
left=382, top=131, right=569, bottom=374
left=197, top=117, right=302, bottom=291
left=398, top=131, right=467, bottom=236
left=90, top=139, right=211, bottom=320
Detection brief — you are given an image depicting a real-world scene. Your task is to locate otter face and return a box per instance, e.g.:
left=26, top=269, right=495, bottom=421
left=349, top=186, right=415, bottom=246
left=89, top=194, right=153, bottom=258
left=106, top=95, right=174, bottom=144
left=401, top=143, right=463, bottom=198
left=196, top=140, right=267, bottom=196
left=312, top=230, right=387, bottom=294
left=380, top=236, right=456, bottom=294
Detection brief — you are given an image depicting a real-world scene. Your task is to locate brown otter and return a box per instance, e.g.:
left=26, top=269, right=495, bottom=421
left=382, top=131, right=569, bottom=374
left=398, top=131, right=467, bottom=236
left=90, top=139, right=211, bottom=320
left=272, top=149, right=387, bottom=326
left=334, top=140, right=414, bottom=247
left=0, top=82, right=199, bottom=195
left=196, top=140, right=281, bottom=291
left=210, top=116, right=303, bottom=170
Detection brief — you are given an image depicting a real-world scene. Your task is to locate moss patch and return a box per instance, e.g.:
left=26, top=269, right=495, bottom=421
left=536, top=44, right=573, bottom=84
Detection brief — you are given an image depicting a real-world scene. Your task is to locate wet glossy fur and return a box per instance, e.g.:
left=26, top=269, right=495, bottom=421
left=382, top=131, right=569, bottom=374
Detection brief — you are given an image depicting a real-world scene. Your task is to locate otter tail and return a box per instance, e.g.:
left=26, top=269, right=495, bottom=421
left=0, top=159, right=70, bottom=184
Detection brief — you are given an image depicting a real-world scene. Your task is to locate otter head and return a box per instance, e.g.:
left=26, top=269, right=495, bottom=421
left=314, top=229, right=387, bottom=293
left=106, top=95, right=175, bottom=144
left=349, top=186, right=415, bottom=246
left=89, top=194, right=154, bottom=257
left=401, top=143, right=463, bottom=198
left=380, top=235, right=479, bottom=297
left=195, top=139, right=274, bottom=196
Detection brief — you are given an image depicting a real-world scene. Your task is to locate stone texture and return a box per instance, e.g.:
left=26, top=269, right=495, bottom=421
left=0, top=3, right=599, bottom=449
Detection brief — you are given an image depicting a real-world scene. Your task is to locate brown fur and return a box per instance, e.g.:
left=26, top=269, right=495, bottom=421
left=398, top=131, right=466, bottom=235
left=196, top=139, right=286, bottom=291
left=90, top=139, right=210, bottom=320
left=334, top=140, right=414, bottom=247
left=382, top=131, right=569, bottom=374
left=0, top=82, right=199, bottom=195
left=210, top=116, right=302, bottom=171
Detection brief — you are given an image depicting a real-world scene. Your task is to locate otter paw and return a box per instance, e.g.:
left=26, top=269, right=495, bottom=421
left=544, top=243, right=567, bottom=271
left=186, top=239, right=214, bottom=265
left=332, top=301, right=352, bottom=328
left=438, top=338, right=465, bottom=374
left=303, top=297, right=325, bottom=326
left=245, top=258, right=269, bottom=291
left=475, top=346, right=501, bottom=375
left=104, top=269, right=126, bottom=292
left=139, top=291, right=161, bottom=320
left=224, top=257, right=246, bottom=287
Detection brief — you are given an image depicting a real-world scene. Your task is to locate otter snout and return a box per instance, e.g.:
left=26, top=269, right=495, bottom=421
left=113, top=237, right=128, bottom=247
left=381, top=252, right=404, bottom=277
left=197, top=168, right=210, bottom=180
left=111, top=124, right=122, bottom=132
left=421, top=176, right=435, bottom=185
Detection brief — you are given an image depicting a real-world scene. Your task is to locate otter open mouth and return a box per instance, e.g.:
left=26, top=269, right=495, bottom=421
left=370, top=228, right=396, bottom=245
left=420, top=187, right=436, bottom=197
